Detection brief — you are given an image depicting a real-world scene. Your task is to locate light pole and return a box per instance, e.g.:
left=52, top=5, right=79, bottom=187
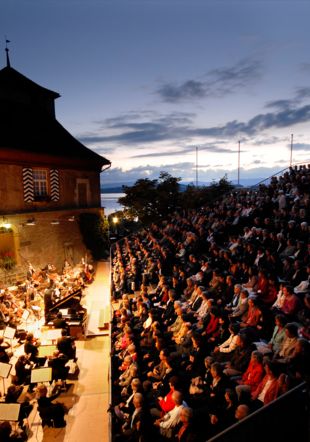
left=238, top=140, right=241, bottom=186
left=290, top=134, right=293, bottom=167
left=196, top=146, right=198, bottom=187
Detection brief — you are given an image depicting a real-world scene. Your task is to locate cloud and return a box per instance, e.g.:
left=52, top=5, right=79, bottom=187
left=265, top=87, right=310, bottom=111
left=101, top=163, right=294, bottom=186
left=291, top=142, right=310, bottom=151
left=78, top=102, right=310, bottom=152
left=157, top=58, right=262, bottom=103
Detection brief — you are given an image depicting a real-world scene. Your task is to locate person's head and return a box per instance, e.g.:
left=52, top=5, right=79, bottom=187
left=168, top=376, right=180, bottom=390
left=285, top=323, right=299, bottom=339
left=204, top=356, right=214, bottom=369
left=251, top=350, right=263, bottom=364
left=0, top=421, right=12, bottom=439
left=225, top=388, right=237, bottom=405
left=123, top=355, right=132, bottom=366
left=26, top=333, right=34, bottom=342
left=234, top=284, right=242, bottom=295
left=210, top=362, right=223, bottom=379
left=159, top=348, right=169, bottom=361
left=229, top=323, right=240, bottom=336
left=133, top=392, right=143, bottom=409
left=37, top=384, right=48, bottom=398
left=235, top=404, right=250, bottom=421
left=7, top=385, right=18, bottom=396
left=240, top=289, right=249, bottom=300
left=275, top=314, right=287, bottom=328
left=56, top=312, right=63, bottom=319
left=264, top=360, right=280, bottom=379
left=131, top=378, right=142, bottom=392
left=172, top=390, right=183, bottom=406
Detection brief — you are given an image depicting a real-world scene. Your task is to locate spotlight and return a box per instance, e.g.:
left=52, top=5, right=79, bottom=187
left=1, top=217, right=11, bottom=229
left=51, top=220, right=60, bottom=225
left=68, top=216, right=75, bottom=222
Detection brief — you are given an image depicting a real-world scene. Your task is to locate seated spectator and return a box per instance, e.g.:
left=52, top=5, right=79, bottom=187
left=224, top=333, right=255, bottom=377
left=120, top=393, right=154, bottom=441
left=279, top=285, right=300, bottom=318
left=235, top=351, right=265, bottom=400
left=213, top=323, right=240, bottom=362
left=154, top=391, right=188, bottom=439
left=274, top=322, right=299, bottom=364
left=251, top=360, right=281, bottom=407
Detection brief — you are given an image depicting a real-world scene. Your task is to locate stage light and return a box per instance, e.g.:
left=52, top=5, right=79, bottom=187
left=1, top=217, right=11, bottom=229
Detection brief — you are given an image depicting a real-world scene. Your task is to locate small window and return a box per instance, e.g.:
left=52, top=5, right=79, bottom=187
left=33, top=169, right=49, bottom=197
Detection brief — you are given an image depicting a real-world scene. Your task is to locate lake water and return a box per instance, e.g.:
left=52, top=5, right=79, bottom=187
left=101, top=193, right=125, bottom=215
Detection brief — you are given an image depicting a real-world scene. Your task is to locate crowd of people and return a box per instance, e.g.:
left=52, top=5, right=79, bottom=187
left=0, top=258, right=93, bottom=441
left=110, top=165, right=310, bottom=442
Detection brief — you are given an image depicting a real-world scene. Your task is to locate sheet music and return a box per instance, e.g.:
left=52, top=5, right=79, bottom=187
left=3, top=326, right=16, bottom=340
left=38, top=345, right=57, bottom=358
left=0, top=362, right=12, bottom=378
left=30, top=367, right=52, bottom=383
left=0, top=403, right=21, bottom=421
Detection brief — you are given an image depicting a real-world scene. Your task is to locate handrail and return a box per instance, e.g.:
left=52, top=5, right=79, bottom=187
left=207, top=381, right=308, bottom=442
left=250, top=160, right=310, bottom=188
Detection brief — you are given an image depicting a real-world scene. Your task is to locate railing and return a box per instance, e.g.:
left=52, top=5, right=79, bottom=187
left=208, top=382, right=309, bottom=442
left=250, top=161, right=310, bottom=188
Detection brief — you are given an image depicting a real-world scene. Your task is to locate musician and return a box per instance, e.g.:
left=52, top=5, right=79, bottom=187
left=0, top=336, right=11, bottom=363
left=14, top=354, right=34, bottom=386
left=26, top=262, right=35, bottom=281
left=44, top=287, right=54, bottom=324
left=53, top=312, right=68, bottom=330
left=47, top=350, right=69, bottom=385
left=57, top=329, right=77, bottom=361
left=24, top=333, right=40, bottom=362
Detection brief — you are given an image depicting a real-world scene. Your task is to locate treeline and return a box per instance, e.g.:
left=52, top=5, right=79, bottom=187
left=118, top=172, right=233, bottom=224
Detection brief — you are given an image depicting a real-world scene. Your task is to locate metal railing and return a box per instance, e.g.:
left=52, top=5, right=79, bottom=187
left=207, top=382, right=309, bottom=442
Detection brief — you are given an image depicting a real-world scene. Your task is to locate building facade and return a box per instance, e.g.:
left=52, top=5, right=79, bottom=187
left=0, top=56, right=110, bottom=282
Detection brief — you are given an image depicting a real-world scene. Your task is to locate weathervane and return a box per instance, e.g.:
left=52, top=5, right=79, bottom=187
left=5, top=36, right=11, bottom=67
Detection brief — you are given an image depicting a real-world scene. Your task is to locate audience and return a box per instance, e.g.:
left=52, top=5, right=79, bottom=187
left=110, top=164, right=310, bottom=441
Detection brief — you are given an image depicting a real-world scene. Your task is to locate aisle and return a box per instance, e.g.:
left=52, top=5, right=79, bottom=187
left=28, top=261, right=111, bottom=442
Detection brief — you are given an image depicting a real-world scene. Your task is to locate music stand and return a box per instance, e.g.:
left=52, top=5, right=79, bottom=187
left=3, top=326, right=16, bottom=351
left=45, top=329, right=62, bottom=343
left=30, top=367, right=52, bottom=384
left=38, top=345, right=57, bottom=358
left=0, top=362, right=12, bottom=395
left=0, top=403, right=21, bottom=422
left=21, top=309, right=30, bottom=327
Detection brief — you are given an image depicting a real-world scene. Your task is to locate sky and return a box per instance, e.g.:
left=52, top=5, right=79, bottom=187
left=1, top=0, right=310, bottom=186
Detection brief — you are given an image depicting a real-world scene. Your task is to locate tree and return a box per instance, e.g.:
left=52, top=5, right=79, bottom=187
left=119, top=172, right=181, bottom=224
left=180, top=175, right=233, bottom=209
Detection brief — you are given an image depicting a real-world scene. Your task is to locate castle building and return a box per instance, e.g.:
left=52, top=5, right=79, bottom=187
left=0, top=51, right=110, bottom=281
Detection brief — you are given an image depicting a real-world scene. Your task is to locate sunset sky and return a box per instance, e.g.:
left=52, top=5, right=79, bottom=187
left=1, top=0, right=310, bottom=185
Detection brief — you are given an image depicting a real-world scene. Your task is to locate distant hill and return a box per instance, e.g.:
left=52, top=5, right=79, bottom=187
left=100, top=177, right=264, bottom=193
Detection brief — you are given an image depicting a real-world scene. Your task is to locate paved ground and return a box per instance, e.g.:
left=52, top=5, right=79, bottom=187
left=26, top=261, right=111, bottom=442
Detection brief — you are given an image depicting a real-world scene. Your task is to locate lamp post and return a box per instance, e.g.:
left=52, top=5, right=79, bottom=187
left=112, top=216, right=119, bottom=237
left=238, top=140, right=241, bottom=186
left=290, top=134, right=293, bottom=167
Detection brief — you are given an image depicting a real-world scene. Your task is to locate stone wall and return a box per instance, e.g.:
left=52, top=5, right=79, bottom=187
left=0, top=208, right=102, bottom=274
